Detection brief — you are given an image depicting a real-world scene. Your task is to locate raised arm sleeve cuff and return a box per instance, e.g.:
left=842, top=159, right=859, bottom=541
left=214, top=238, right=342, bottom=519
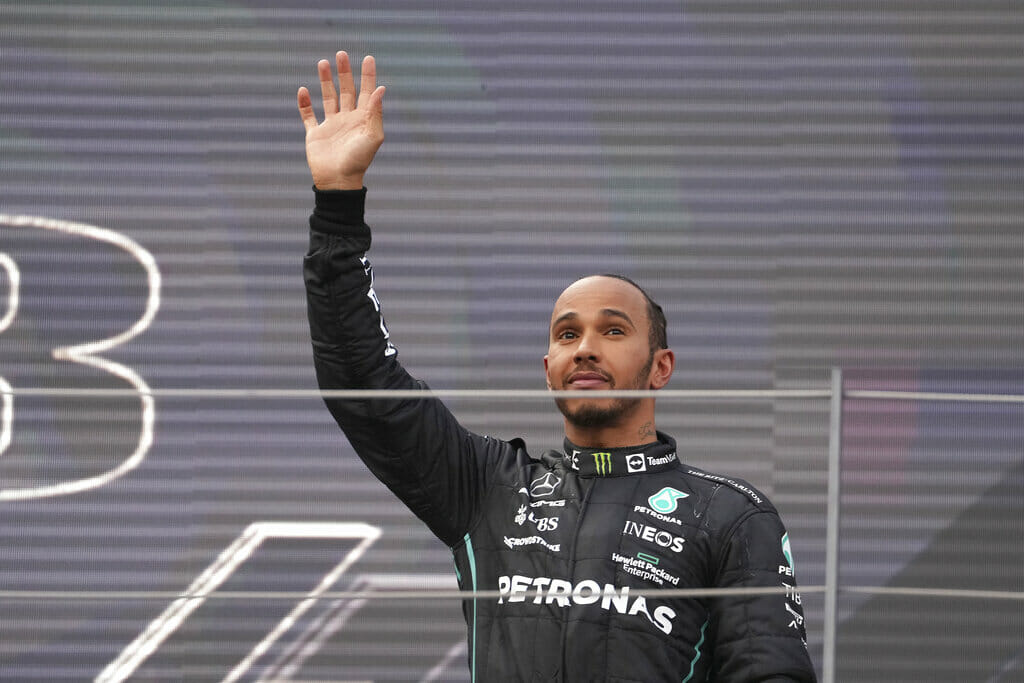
left=310, top=186, right=370, bottom=239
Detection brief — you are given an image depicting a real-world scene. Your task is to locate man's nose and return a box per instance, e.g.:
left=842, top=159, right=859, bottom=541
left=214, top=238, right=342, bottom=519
left=573, top=331, right=600, bottom=362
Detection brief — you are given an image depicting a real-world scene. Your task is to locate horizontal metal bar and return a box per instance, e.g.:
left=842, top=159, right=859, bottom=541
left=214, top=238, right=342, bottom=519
left=0, top=387, right=831, bottom=400
left=2, top=584, right=1023, bottom=602
left=845, top=389, right=1024, bottom=404
left=0, top=586, right=823, bottom=601
left=3, top=386, right=1023, bottom=402
left=842, top=585, right=1024, bottom=601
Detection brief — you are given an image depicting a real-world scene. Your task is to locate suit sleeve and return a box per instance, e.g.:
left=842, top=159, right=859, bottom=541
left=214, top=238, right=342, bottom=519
left=303, top=187, right=504, bottom=547
left=707, top=509, right=817, bottom=682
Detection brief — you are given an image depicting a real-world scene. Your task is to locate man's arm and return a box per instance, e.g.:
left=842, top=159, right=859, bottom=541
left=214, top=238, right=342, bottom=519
left=707, top=510, right=818, bottom=682
left=299, top=53, right=503, bottom=547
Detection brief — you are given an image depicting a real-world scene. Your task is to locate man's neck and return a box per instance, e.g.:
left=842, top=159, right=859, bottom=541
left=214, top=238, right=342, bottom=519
left=563, top=418, right=658, bottom=449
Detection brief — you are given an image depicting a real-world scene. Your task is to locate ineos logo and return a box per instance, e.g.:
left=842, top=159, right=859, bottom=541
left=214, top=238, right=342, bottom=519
left=623, top=520, right=686, bottom=553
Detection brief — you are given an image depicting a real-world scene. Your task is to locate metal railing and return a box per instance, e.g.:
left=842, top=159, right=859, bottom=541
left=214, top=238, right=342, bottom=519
left=3, top=372, right=1024, bottom=683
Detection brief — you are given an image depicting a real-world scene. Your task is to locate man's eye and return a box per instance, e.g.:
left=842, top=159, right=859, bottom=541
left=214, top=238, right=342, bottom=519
left=607, top=328, right=624, bottom=335
left=558, top=330, right=577, bottom=340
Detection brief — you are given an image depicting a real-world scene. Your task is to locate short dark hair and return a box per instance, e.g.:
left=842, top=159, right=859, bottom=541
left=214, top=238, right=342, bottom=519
left=595, top=273, right=667, bottom=352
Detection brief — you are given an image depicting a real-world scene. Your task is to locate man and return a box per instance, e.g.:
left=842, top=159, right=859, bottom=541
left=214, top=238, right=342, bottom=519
left=298, top=51, right=816, bottom=682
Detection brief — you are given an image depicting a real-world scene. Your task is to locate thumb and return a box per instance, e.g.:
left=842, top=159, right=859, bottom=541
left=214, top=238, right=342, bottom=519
left=368, top=85, right=386, bottom=137
left=370, top=86, right=386, bottom=114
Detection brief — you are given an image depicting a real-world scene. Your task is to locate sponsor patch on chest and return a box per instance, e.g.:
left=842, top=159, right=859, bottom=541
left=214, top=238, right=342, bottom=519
left=611, top=551, right=681, bottom=586
left=622, top=520, right=686, bottom=553
left=497, top=574, right=676, bottom=635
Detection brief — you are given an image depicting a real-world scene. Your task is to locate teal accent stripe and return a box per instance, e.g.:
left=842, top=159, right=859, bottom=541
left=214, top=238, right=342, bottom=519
left=464, top=534, right=478, bottom=682
left=681, top=619, right=709, bottom=683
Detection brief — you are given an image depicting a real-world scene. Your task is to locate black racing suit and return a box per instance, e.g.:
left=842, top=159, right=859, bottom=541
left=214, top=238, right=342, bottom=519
left=304, top=187, right=817, bottom=682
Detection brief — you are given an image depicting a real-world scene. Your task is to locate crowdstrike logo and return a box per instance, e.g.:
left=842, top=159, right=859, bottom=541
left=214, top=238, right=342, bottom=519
left=497, top=574, right=676, bottom=635
left=503, top=535, right=561, bottom=552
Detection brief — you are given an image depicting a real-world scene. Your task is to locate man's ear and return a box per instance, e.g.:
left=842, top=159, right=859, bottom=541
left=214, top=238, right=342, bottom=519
left=543, top=355, right=552, bottom=389
left=649, top=349, right=675, bottom=390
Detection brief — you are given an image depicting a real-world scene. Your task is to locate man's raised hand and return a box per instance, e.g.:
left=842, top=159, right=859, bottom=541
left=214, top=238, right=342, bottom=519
left=297, top=51, right=385, bottom=190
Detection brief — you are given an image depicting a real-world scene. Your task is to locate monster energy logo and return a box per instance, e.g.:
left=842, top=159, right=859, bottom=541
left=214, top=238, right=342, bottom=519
left=592, top=452, right=612, bottom=475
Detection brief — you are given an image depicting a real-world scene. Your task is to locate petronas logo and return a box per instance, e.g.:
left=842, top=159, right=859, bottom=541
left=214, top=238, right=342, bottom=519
left=648, top=486, right=688, bottom=514
left=593, top=452, right=612, bottom=476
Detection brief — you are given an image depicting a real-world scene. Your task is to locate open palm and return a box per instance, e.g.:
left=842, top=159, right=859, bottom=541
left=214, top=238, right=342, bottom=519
left=297, top=52, right=385, bottom=190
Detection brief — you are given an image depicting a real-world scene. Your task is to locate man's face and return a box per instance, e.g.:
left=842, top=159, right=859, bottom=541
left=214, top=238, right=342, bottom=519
left=544, top=276, right=657, bottom=429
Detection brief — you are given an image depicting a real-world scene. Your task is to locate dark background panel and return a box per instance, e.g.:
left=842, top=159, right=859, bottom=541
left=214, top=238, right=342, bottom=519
left=2, top=1, right=1023, bottom=680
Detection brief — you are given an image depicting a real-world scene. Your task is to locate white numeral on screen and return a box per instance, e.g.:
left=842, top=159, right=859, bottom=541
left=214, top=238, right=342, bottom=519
left=0, top=252, right=18, bottom=455
left=0, top=215, right=160, bottom=501
left=96, top=522, right=381, bottom=683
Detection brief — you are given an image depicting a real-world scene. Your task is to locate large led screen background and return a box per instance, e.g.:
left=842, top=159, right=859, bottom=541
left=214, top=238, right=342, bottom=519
left=2, top=2, right=1023, bottom=680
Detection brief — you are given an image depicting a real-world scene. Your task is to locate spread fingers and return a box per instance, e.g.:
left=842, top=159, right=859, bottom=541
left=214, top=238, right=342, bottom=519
left=336, top=51, right=356, bottom=110
left=317, top=59, right=338, bottom=117
left=296, top=86, right=318, bottom=131
left=356, top=55, right=377, bottom=110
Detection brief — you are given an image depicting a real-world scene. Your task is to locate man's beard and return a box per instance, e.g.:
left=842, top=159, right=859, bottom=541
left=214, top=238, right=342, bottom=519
left=555, top=354, right=653, bottom=430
